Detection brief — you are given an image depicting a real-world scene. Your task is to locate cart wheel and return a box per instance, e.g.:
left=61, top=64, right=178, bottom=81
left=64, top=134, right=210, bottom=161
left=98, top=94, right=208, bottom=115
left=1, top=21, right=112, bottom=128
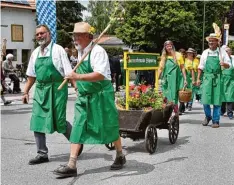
left=168, top=115, right=179, bottom=144
left=105, top=143, right=115, bottom=150
left=145, top=124, right=158, bottom=154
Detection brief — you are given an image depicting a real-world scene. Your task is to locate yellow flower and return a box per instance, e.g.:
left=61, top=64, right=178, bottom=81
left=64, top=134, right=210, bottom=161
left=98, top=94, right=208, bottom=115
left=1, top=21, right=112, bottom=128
left=89, top=26, right=96, bottom=35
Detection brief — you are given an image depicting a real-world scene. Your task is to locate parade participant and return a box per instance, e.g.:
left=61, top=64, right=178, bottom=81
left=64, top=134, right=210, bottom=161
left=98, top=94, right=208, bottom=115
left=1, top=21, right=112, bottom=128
left=178, top=48, right=186, bottom=114
left=22, top=24, right=76, bottom=165
left=193, top=54, right=201, bottom=102
left=3, top=53, right=21, bottom=93
left=197, top=33, right=231, bottom=128
left=53, top=22, right=126, bottom=178
left=221, top=47, right=234, bottom=119
left=70, top=49, right=78, bottom=68
left=184, top=48, right=196, bottom=111
left=158, top=41, right=187, bottom=116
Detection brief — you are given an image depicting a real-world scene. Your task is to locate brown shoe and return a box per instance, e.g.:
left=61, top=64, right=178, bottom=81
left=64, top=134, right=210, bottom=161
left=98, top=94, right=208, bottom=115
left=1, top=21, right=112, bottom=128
left=212, top=123, right=220, bottom=128
left=53, top=165, right=77, bottom=177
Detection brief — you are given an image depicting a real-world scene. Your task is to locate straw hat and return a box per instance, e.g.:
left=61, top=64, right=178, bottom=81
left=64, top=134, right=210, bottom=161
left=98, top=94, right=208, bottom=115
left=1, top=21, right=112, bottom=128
left=186, top=48, right=196, bottom=53
left=72, top=22, right=95, bottom=35
left=206, top=33, right=221, bottom=42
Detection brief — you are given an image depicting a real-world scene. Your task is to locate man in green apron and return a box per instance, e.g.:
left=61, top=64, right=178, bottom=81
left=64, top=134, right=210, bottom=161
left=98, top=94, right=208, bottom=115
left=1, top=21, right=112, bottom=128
left=221, top=47, right=234, bottom=119
left=54, top=22, right=126, bottom=178
left=197, top=33, right=231, bottom=128
left=22, top=24, right=76, bottom=165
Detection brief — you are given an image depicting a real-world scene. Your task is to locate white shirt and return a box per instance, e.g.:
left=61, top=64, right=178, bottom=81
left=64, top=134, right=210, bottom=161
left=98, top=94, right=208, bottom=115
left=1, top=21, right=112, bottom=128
left=26, top=42, right=72, bottom=77
left=198, top=48, right=231, bottom=70
left=77, top=42, right=111, bottom=80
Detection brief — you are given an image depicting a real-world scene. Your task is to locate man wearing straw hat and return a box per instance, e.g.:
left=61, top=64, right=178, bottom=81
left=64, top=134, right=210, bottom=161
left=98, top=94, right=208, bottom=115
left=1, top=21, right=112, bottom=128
left=53, top=22, right=126, bottom=178
left=22, top=24, right=77, bottom=165
left=197, top=33, right=231, bottom=128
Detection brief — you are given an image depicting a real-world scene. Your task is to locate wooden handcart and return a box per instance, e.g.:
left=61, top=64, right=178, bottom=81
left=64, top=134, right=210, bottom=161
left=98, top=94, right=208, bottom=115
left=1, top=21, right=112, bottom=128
left=105, top=104, right=179, bottom=154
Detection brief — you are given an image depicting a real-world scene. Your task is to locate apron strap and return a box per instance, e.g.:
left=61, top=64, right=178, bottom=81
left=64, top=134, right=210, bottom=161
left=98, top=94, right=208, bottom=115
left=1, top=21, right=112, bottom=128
left=36, top=42, right=54, bottom=58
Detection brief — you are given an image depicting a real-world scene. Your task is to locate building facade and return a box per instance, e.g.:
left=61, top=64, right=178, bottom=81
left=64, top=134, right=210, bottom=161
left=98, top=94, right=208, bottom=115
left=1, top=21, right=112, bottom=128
left=1, top=0, right=36, bottom=65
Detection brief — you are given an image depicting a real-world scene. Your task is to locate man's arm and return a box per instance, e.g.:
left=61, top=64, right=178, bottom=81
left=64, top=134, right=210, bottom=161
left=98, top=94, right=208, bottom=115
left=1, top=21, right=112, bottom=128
left=66, top=71, right=104, bottom=82
left=220, top=48, right=231, bottom=69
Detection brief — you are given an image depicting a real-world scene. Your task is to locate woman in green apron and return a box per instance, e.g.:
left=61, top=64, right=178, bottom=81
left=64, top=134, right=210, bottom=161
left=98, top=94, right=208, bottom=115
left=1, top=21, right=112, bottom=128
left=158, top=41, right=187, bottom=116
left=22, top=25, right=75, bottom=165
left=221, top=47, right=234, bottom=119
left=54, top=22, right=126, bottom=178
left=196, top=33, right=231, bottom=128
left=184, top=48, right=196, bottom=111
left=193, top=55, right=202, bottom=102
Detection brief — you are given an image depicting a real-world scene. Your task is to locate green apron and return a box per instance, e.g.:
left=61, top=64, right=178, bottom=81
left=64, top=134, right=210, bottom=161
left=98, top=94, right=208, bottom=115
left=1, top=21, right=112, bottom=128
left=201, top=51, right=222, bottom=105
left=70, top=52, right=119, bottom=144
left=30, top=43, right=68, bottom=134
left=184, top=59, right=193, bottom=101
left=222, top=58, right=234, bottom=102
left=161, top=58, right=181, bottom=104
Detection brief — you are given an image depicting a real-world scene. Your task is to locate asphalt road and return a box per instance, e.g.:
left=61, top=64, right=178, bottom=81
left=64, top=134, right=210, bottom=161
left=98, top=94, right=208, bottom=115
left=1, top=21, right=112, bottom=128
left=1, top=95, right=234, bottom=185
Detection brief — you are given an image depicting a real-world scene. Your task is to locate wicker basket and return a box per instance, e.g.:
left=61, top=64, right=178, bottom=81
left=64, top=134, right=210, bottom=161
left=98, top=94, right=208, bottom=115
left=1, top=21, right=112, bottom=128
left=179, top=87, right=192, bottom=102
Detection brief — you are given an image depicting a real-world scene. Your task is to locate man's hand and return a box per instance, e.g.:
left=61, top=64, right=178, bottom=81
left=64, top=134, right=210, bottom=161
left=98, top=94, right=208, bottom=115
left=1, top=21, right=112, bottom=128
left=183, top=79, right=188, bottom=87
left=220, top=62, right=229, bottom=69
left=196, top=79, right=201, bottom=86
left=65, top=71, right=79, bottom=81
left=22, top=93, right=29, bottom=104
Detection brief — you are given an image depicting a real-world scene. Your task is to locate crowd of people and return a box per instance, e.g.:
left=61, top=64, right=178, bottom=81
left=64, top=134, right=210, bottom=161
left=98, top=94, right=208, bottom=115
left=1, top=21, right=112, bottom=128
left=1, top=21, right=233, bottom=179
left=158, top=33, right=233, bottom=128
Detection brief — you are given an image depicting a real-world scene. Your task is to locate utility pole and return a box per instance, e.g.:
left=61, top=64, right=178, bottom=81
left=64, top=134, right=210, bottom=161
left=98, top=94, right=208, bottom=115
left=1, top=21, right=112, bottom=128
left=202, top=1, right=206, bottom=52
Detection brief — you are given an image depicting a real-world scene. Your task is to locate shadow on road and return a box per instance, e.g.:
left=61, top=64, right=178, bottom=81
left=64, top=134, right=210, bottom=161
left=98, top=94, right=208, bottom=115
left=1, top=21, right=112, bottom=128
left=122, top=136, right=190, bottom=155
left=50, top=152, right=114, bottom=163
left=1, top=107, right=32, bottom=115
left=180, top=119, right=202, bottom=124
left=63, top=159, right=155, bottom=185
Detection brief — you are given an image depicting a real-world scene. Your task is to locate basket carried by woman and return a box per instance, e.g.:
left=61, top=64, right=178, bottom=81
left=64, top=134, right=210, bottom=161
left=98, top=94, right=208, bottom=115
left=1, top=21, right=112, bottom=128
left=179, top=85, right=192, bottom=102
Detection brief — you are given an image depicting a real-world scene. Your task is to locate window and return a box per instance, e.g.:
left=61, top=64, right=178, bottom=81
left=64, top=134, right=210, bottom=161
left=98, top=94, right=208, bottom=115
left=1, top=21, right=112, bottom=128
left=11, top=24, right=24, bottom=42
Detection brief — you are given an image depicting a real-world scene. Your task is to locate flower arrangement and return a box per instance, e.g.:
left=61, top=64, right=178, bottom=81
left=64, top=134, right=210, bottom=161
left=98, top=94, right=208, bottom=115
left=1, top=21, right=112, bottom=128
left=115, top=84, right=165, bottom=111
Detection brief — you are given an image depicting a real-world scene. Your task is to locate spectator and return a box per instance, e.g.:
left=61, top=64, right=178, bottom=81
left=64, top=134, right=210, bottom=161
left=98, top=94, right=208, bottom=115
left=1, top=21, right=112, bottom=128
left=3, top=54, right=21, bottom=93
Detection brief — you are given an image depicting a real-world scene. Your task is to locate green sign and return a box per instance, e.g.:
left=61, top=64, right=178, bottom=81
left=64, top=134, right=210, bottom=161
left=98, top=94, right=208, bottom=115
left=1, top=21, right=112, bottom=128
left=126, top=53, right=159, bottom=68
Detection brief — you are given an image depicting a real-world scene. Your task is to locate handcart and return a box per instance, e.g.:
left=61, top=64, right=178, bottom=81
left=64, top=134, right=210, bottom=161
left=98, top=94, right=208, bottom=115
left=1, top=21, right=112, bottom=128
left=105, top=104, right=179, bottom=154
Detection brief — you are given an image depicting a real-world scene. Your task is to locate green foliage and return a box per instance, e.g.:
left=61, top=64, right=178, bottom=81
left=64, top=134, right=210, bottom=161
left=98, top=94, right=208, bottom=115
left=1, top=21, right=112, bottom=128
left=115, top=1, right=233, bottom=53
left=228, top=41, right=234, bottom=51
left=56, top=1, right=86, bottom=47
left=103, top=46, right=123, bottom=57
left=86, top=1, right=118, bottom=35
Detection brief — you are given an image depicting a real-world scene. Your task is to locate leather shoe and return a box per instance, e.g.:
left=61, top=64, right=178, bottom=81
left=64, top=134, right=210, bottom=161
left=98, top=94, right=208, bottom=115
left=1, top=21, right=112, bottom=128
left=212, top=123, right=220, bottom=128
left=202, top=117, right=212, bottom=126
left=28, top=155, right=49, bottom=165
left=53, top=165, right=77, bottom=177
left=110, top=155, right=126, bottom=170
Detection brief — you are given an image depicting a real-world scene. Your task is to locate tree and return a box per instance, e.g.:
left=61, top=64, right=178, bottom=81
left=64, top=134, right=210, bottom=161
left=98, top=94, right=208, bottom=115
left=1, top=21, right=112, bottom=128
left=115, top=1, right=233, bottom=53
left=56, top=1, right=86, bottom=47
left=86, top=1, right=116, bottom=35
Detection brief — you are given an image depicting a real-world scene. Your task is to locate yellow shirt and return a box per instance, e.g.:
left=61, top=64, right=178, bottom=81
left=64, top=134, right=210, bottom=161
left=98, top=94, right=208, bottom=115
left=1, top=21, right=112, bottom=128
left=167, top=52, right=185, bottom=66
left=193, top=58, right=200, bottom=72
left=184, top=58, right=193, bottom=71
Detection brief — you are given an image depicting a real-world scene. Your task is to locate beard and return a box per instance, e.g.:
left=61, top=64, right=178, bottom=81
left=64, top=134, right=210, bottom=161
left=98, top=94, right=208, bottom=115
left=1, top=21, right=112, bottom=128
left=74, top=44, right=82, bottom=51
left=38, top=38, right=47, bottom=46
